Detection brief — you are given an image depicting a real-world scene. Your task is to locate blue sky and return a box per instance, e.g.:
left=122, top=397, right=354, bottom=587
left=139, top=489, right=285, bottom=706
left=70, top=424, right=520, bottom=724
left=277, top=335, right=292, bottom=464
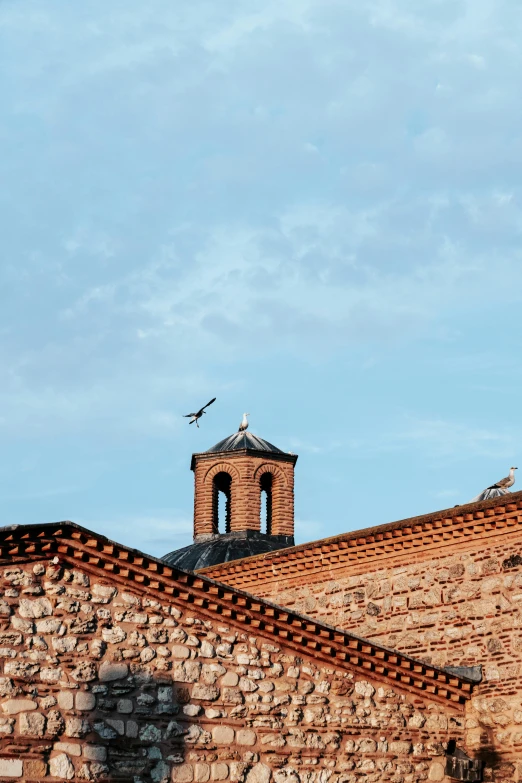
left=1, top=0, right=521, bottom=557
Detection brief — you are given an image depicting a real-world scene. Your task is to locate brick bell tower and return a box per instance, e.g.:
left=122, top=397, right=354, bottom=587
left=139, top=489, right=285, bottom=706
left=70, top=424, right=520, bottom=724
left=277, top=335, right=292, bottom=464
left=192, top=430, right=297, bottom=541
left=162, top=429, right=298, bottom=571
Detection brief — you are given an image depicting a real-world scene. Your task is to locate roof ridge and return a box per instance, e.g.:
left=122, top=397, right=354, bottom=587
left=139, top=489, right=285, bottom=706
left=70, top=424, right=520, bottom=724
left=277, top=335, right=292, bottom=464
left=198, top=489, right=522, bottom=576
left=0, top=520, right=473, bottom=704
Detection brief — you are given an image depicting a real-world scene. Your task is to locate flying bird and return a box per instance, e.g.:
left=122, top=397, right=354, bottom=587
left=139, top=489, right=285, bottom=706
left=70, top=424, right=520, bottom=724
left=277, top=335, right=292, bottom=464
left=487, top=466, right=518, bottom=493
left=183, top=398, right=216, bottom=428
left=238, top=413, right=250, bottom=432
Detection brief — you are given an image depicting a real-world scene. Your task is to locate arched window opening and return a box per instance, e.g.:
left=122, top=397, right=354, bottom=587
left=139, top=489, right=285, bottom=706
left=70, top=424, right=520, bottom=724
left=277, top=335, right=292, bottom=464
left=260, top=472, right=273, bottom=535
left=212, top=472, right=232, bottom=534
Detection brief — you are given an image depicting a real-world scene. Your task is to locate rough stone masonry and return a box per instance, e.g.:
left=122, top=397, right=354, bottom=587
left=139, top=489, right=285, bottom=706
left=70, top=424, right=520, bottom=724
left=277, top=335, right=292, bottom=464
left=202, top=491, right=522, bottom=780
left=0, top=526, right=468, bottom=783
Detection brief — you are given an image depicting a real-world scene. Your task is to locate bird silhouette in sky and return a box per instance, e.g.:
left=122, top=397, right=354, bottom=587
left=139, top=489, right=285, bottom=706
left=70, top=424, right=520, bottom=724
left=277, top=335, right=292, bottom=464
left=183, top=398, right=216, bottom=428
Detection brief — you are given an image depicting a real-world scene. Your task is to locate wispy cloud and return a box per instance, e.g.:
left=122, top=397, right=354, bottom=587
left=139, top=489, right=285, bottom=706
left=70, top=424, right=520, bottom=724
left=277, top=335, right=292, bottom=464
left=393, top=416, right=515, bottom=460
left=1, top=0, right=522, bottom=547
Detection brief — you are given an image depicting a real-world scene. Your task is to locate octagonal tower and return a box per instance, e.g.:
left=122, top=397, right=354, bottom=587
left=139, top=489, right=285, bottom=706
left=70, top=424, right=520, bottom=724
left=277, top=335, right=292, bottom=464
left=162, top=431, right=297, bottom=570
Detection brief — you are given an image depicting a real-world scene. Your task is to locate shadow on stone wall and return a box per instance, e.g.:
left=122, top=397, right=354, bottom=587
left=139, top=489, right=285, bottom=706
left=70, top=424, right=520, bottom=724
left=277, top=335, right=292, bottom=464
left=472, top=727, right=503, bottom=781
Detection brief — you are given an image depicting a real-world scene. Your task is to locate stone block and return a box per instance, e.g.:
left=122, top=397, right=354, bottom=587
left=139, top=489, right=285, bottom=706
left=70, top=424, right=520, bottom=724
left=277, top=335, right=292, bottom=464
left=83, top=745, right=107, bottom=761
left=52, top=636, right=77, bottom=653
left=198, top=641, right=215, bottom=658
left=389, top=740, right=412, bottom=755
left=246, top=764, right=271, bottom=783
left=222, top=687, right=243, bottom=704
left=239, top=677, right=258, bottom=692
left=99, top=661, right=128, bottom=681
left=11, top=617, right=33, bottom=633
left=212, top=725, right=235, bottom=744
left=58, top=691, right=74, bottom=710
left=126, top=720, right=139, bottom=738
left=19, top=598, right=52, bottom=619
left=172, top=763, right=194, bottom=782
left=102, top=626, right=126, bottom=644
left=92, top=584, right=117, bottom=603
left=71, top=661, right=97, bottom=682
left=0, top=758, right=23, bottom=777
left=0, top=633, right=22, bottom=647
left=23, top=759, right=47, bottom=778
left=195, top=763, right=211, bottom=782
left=75, top=691, right=96, bottom=711
left=172, top=645, right=191, bottom=659
left=19, top=712, right=46, bottom=737
left=183, top=704, right=201, bottom=717
left=192, top=684, right=220, bottom=701
left=49, top=753, right=75, bottom=780
left=173, top=661, right=201, bottom=683
left=54, top=742, right=82, bottom=756
left=211, top=763, right=229, bottom=780
left=65, top=718, right=90, bottom=738
left=1, top=699, right=37, bottom=715
left=40, top=667, right=63, bottom=684
left=237, top=729, right=257, bottom=746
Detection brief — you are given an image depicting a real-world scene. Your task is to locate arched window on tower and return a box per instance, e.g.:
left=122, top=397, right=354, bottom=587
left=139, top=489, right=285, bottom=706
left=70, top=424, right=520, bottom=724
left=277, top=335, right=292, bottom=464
left=260, top=472, right=273, bottom=535
left=212, top=472, right=232, bottom=534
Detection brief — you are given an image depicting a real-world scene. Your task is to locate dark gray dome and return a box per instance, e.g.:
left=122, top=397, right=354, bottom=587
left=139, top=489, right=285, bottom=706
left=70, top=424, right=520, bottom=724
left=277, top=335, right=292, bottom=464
left=162, top=531, right=294, bottom=571
left=206, top=431, right=287, bottom=455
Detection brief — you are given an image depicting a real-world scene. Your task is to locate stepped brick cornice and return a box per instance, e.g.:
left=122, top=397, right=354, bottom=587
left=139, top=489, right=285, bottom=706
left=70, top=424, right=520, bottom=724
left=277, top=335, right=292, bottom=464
left=198, top=490, right=522, bottom=591
left=0, top=521, right=473, bottom=706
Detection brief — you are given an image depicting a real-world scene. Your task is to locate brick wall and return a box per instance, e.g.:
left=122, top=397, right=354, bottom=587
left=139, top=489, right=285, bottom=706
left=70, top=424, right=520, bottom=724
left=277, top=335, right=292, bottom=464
left=193, top=454, right=295, bottom=539
left=0, top=559, right=459, bottom=782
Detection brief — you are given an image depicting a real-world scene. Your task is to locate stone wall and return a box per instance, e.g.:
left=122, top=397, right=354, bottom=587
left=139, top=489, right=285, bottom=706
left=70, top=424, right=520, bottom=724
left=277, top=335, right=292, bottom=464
left=224, top=535, right=522, bottom=775
left=0, top=558, right=459, bottom=782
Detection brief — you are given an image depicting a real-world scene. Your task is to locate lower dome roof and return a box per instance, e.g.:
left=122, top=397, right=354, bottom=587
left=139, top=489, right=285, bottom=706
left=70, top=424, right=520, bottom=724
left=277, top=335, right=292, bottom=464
left=162, top=531, right=294, bottom=571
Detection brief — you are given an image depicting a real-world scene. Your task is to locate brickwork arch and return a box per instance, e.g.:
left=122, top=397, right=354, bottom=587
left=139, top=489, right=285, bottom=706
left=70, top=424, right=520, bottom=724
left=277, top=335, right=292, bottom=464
left=203, top=461, right=241, bottom=485
left=253, top=462, right=288, bottom=487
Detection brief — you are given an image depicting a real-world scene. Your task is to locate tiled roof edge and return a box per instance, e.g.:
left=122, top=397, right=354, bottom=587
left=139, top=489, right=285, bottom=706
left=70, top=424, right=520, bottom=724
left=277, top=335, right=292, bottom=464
left=198, top=490, right=522, bottom=577
left=0, top=520, right=473, bottom=706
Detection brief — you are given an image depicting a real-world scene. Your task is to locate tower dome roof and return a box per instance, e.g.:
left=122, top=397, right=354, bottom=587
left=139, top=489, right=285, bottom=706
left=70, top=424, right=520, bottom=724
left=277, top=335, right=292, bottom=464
left=205, top=431, right=287, bottom=455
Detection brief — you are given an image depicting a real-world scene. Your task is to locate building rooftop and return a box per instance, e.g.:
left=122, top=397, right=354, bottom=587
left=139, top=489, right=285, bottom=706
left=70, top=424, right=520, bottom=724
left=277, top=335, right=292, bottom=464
left=205, top=431, right=288, bottom=455
left=162, top=531, right=294, bottom=570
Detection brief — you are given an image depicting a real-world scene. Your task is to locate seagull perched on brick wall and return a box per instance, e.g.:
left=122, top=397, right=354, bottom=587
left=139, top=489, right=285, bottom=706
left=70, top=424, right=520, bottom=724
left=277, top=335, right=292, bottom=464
left=470, top=466, right=518, bottom=503
left=183, top=398, right=216, bottom=428
left=238, top=413, right=250, bottom=432
left=488, top=466, right=518, bottom=493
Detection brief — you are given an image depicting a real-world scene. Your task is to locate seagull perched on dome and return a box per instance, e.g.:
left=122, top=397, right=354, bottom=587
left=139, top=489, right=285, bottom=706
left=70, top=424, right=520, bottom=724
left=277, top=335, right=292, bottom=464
left=183, top=398, right=216, bottom=428
left=238, top=413, right=250, bottom=432
left=470, top=466, right=518, bottom=502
